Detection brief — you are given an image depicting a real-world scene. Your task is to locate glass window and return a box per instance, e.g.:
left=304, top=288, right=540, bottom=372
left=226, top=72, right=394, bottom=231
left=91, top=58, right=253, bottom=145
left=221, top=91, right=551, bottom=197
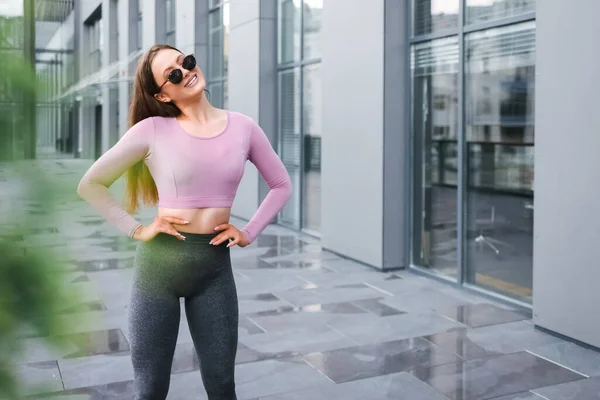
left=466, top=0, right=535, bottom=25
left=302, top=63, right=322, bottom=232
left=209, top=29, right=223, bottom=78
left=278, top=68, right=301, bottom=227
left=302, top=0, right=322, bottom=60
left=464, top=21, right=535, bottom=302
left=413, top=0, right=459, bottom=36
left=207, top=81, right=224, bottom=110
left=411, top=36, right=460, bottom=277
left=279, top=0, right=301, bottom=64
left=165, top=0, right=176, bottom=46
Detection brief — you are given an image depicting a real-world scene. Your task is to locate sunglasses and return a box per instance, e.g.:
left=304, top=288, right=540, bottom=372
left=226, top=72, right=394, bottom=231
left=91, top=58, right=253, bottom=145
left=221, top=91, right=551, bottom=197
left=157, top=54, right=197, bottom=93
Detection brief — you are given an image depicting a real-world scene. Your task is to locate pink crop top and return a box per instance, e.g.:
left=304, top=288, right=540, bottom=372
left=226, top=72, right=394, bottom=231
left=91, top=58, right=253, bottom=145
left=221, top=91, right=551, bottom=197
left=77, top=111, right=292, bottom=243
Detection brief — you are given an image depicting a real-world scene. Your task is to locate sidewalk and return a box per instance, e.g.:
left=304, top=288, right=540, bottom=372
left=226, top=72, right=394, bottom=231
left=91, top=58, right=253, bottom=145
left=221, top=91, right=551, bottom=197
left=5, top=159, right=600, bottom=400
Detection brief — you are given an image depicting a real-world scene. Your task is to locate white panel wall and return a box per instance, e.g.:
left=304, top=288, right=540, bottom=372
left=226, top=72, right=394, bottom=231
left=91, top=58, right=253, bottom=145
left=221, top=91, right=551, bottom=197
left=228, top=0, right=260, bottom=220
left=533, top=0, right=600, bottom=348
left=321, top=0, right=385, bottom=267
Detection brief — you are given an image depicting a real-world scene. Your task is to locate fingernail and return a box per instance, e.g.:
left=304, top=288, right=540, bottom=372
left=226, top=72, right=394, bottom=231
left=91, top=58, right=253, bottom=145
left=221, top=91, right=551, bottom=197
left=184, top=220, right=190, bottom=224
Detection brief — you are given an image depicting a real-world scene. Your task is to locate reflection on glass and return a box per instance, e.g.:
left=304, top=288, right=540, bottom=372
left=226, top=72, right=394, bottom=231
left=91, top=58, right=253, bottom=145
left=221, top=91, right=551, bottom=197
left=466, top=0, right=535, bottom=25
left=209, top=7, right=223, bottom=79
left=165, top=0, right=176, bottom=46
left=279, top=68, right=301, bottom=227
left=279, top=0, right=301, bottom=64
left=302, top=64, right=322, bottom=232
left=223, top=2, right=229, bottom=77
left=411, top=37, right=459, bottom=277
left=208, top=82, right=223, bottom=110
left=303, top=0, right=322, bottom=60
left=413, top=0, right=459, bottom=36
left=465, top=22, right=535, bottom=303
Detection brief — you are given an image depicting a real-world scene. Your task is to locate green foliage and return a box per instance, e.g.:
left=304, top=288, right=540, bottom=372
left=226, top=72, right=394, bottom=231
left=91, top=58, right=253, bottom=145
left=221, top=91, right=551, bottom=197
left=0, top=15, right=81, bottom=400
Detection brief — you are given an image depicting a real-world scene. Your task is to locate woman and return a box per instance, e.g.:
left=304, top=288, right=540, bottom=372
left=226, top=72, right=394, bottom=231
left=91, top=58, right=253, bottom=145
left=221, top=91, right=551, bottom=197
left=77, top=44, right=292, bottom=400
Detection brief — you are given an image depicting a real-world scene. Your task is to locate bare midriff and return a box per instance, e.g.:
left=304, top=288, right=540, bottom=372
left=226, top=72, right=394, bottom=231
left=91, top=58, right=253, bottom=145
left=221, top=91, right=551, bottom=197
left=157, top=207, right=232, bottom=234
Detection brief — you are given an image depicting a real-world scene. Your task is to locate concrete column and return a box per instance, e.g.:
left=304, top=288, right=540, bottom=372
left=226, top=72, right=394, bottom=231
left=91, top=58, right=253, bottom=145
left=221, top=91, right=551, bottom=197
left=194, top=0, right=209, bottom=73
left=533, top=0, right=600, bottom=348
left=228, top=0, right=260, bottom=221
left=176, top=0, right=195, bottom=54
left=228, top=0, right=278, bottom=222
left=321, top=0, right=409, bottom=270
left=101, top=0, right=119, bottom=151
left=118, top=0, right=133, bottom=135
left=142, top=0, right=157, bottom=49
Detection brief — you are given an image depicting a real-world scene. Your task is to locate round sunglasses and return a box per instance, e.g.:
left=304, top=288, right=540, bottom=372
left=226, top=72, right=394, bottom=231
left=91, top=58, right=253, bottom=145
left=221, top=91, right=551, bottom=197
left=157, top=54, right=197, bottom=92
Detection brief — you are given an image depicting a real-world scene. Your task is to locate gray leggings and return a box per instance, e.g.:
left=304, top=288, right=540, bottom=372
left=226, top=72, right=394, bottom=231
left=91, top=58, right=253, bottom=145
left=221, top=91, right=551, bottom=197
left=128, top=232, right=238, bottom=400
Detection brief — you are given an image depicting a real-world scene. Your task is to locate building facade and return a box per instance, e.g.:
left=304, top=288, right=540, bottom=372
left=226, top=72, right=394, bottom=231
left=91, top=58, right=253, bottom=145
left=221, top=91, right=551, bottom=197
left=32, top=0, right=600, bottom=349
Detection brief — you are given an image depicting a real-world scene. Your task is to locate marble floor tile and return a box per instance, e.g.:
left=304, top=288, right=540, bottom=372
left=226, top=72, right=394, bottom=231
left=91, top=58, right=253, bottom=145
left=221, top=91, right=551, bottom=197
left=60, top=329, right=130, bottom=359
left=352, top=298, right=405, bottom=317
left=436, top=303, right=529, bottom=328
left=167, top=357, right=331, bottom=400
left=237, top=293, right=294, bottom=315
left=466, top=321, right=566, bottom=355
left=74, top=258, right=134, bottom=272
left=239, top=325, right=356, bottom=356
left=423, top=329, right=504, bottom=361
left=302, top=337, right=458, bottom=383
left=529, top=341, right=600, bottom=377
left=490, top=392, right=545, bottom=400
left=328, top=311, right=465, bottom=345
left=58, top=352, right=133, bottom=390
left=16, top=361, right=64, bottom=396
left=261, top=371, right=451, bottom=400
left=238, top=316, right=266, bottom=335
left=248, top=301, right=370, bottom=332
left=273, top=285, right=389, bottom=308
left=34, top=380, right=134, bottom=399
left=234, top=357, right=333, bottom=399
left=533, top=376, right=600, bottom=399
left=411, top=352, right=585, bottom=400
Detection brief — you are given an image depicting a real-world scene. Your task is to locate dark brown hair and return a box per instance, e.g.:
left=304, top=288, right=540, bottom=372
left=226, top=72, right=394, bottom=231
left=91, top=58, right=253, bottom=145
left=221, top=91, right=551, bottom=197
left=124, top=44, right=182, bottom=214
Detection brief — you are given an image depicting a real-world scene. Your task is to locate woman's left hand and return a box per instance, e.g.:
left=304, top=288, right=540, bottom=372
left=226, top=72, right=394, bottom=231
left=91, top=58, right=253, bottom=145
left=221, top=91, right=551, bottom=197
left=211, top=224, right=250, bottom=248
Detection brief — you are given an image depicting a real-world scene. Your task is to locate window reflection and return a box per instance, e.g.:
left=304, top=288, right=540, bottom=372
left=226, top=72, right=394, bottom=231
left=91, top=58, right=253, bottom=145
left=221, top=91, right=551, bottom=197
left=411, top=37, right=459, bottom=276
left=413, top=0, right=459, bottom=36
left=465, top=22, right=535, bottom=302
left=466, top=0, right=535, bottom=25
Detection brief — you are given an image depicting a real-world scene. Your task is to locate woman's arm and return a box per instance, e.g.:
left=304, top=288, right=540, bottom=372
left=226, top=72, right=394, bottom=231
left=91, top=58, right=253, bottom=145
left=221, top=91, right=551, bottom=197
left=242, top=121, right=293, bottom=244
left=77, top=117, right=156, bottom=237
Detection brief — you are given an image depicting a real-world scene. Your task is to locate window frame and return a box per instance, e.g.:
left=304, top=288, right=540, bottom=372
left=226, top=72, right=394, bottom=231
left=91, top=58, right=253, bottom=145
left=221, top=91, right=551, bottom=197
left=277, top=0, right=323, bottom=233
left=408, top=0, right=536, bottom=304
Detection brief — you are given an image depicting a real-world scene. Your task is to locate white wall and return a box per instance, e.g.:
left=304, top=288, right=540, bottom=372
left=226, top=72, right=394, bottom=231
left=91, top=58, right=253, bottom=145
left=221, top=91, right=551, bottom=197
left=321, top=0, right=385, bottom=267
left=228, top=0, right=261, bottom=220
left=533, top=0, right=600, bottom=348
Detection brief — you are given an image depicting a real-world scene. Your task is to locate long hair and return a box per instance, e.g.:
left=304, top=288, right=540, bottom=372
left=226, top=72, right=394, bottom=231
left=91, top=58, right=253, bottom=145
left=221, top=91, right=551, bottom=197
left=125, top=44, right=182, bottom=214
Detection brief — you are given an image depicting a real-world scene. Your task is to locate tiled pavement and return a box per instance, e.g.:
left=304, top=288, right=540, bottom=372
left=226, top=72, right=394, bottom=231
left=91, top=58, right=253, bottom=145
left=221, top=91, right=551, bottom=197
left=3, top=159, right=600, bottom=400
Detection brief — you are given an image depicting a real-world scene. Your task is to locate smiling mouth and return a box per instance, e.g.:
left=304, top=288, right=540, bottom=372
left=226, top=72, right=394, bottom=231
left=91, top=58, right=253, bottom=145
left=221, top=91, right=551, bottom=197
left=185, top=74, right=198, bottom=88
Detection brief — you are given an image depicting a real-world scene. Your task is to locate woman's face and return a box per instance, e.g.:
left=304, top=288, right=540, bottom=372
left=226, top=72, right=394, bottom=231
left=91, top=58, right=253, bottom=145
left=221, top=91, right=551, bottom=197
left=151, top=48, right=206, bottom=104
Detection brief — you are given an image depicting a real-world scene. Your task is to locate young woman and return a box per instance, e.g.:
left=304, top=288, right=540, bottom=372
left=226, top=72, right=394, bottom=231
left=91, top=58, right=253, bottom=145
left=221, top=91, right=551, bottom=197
left=77, top=44, right=292, bottom=400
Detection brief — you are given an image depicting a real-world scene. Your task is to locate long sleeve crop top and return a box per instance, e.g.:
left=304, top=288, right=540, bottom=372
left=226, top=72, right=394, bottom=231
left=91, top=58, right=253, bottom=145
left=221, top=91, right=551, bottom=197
left=77, top=111, right=292, bottom=244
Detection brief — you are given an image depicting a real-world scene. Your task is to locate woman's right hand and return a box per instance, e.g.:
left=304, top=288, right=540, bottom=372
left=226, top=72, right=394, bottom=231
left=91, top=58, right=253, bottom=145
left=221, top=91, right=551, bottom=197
left=132, top=216, right=189, bottom=242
